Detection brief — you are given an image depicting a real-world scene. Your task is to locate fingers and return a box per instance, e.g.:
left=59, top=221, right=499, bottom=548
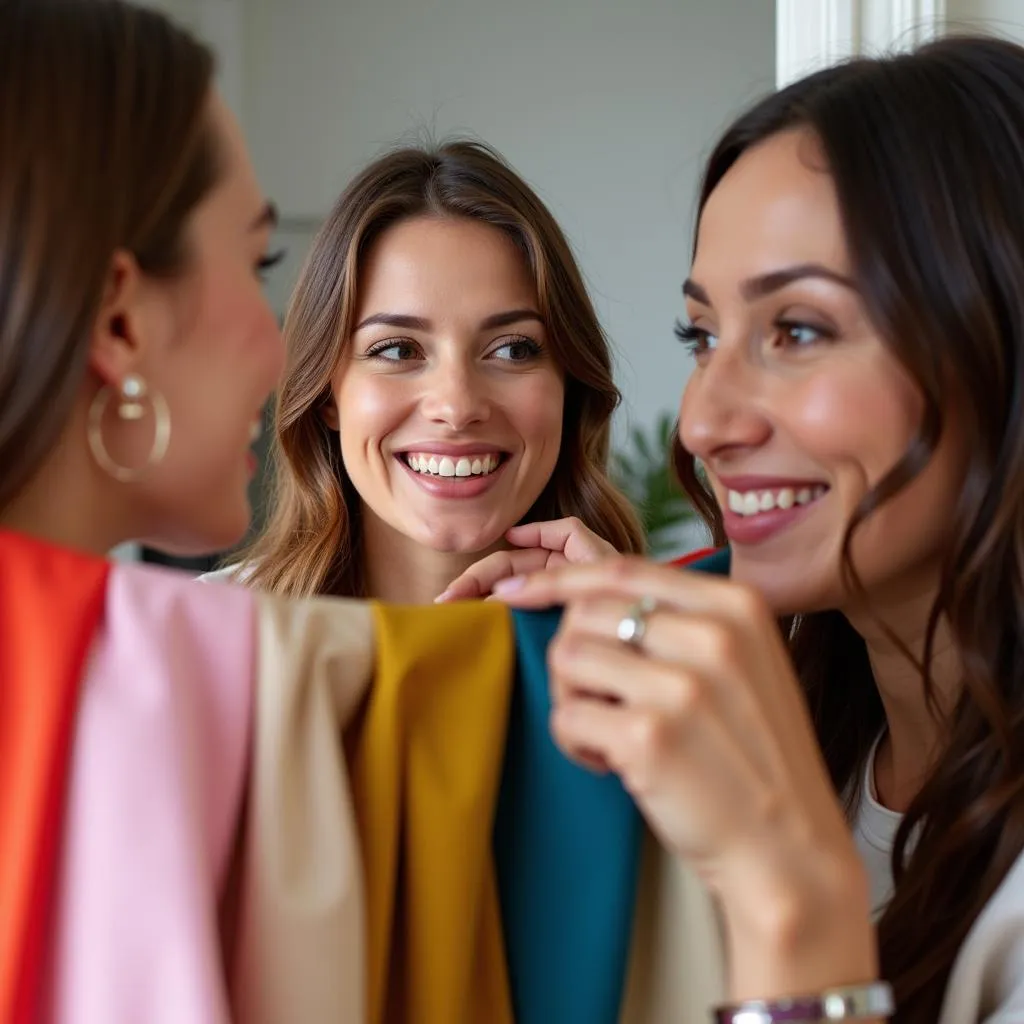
left=548, top=630, right=693, bottom=711
left=494, top=556, right=760, bottom=624
left=435, top=548, right=557, bottom=602
left=506, top=517, right=616, bottom=562
left=436, top=518, right=617, bottom=602
left=558, top=597, right=749, bottom=680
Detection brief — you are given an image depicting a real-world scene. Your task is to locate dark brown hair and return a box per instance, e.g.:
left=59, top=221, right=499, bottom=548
left=675, top=36, right=1024, bottom=1022
left=242, top=140, right=644, bottom=597
left=0, top=0, right=220, bottom=510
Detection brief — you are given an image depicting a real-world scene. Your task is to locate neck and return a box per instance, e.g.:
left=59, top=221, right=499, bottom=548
left=1, top=418, right=131, bottom=557
left=845, top=584, right=959, bottom=812
left=361, top=509, right=506, bottom=605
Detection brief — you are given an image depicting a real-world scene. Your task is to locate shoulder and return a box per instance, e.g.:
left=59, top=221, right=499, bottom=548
left=941, top=845, right=1024, bottom=1022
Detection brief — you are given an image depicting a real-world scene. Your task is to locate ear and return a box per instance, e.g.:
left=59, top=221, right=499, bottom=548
left=87, top=249, right=157, bottom=387
left=320, top=389, right=340, bottom=431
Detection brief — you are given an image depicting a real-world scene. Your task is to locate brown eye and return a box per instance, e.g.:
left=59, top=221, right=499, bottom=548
left=365, top=339, right=422, bottom=362
left=491, top=336, right=542, bottom=362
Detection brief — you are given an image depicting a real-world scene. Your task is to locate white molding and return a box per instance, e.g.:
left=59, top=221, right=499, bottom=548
left=859, top=0, right=947, bottom=54
left=777, top=0, right=947, bottom=87
left=776, top=0, right=856, bottom=88
left=198, top=0, right=245, bottom=119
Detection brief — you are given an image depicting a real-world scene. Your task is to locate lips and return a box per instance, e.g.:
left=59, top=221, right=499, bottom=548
left=713, top=474, right=831, bottom=546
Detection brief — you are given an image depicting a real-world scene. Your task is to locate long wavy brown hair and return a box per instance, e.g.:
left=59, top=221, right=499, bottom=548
left=0, top=0, right=218, bottom=513
left=674, top=36, right=1024, bottom=1022
left=241, top=140, right=644, bottom=597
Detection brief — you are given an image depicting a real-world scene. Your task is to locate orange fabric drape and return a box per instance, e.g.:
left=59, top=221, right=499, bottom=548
left=0, top=531, right=109, bottom=1022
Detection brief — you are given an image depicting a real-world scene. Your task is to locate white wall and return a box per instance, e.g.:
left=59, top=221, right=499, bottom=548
left=946, top=0, right=1024, bottom=40
left=242, top=0, right=776, bottom=437
left=141, top=0, right=199, bottom=31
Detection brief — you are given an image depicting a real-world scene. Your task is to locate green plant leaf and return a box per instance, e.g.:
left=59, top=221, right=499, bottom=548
left=611, top=411, right=697, bottom=555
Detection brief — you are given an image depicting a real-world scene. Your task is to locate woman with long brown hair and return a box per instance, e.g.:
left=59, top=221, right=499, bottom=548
left=228, top=141, right=644, bottom=603
left=468, top=34, right=1024, bottom=1023
left=0, top=2, right=282, bottom=567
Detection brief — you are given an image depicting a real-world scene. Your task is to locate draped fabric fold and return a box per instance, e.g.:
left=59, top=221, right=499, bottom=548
left=0, top=532, right=108, bottom=1024
left=495, top=607, right=644, bottom=1024
left=44, top=563, right=255, bottom=1024
left=230, top=593, right=375, bottom=1023
left=353, top=602, right=517, bottom=1024
left=1, top=528, right=733, bottom=1023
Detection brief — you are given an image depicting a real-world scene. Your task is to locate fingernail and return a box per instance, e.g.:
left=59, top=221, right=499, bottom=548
left=434, top=589, right=453, bottom=603
left=493, top=576, right=526, bottom=595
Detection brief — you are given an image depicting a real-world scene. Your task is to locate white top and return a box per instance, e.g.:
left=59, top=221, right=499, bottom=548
left=197, top=563, right=251, bottom=585
left=854, top=743, right=1024, bottom=1022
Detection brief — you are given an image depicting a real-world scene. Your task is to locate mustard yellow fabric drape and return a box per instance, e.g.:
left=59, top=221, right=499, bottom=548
left=353, top=602, right=516, bottom=1024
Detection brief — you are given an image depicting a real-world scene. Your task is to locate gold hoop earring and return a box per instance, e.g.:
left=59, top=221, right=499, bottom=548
left=87, top=373, right=171, bottom=483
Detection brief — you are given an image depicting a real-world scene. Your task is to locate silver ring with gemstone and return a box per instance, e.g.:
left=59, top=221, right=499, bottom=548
left=616, top=595, right=657, bottom=650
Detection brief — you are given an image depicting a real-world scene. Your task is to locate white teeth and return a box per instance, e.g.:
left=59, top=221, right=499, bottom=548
left=404, top=452, right=502, bottom=478
left=726, top=485, right=827, bottom=517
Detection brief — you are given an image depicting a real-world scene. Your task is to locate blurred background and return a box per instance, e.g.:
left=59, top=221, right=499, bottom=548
left=127, top=0, right=1024, bottom=568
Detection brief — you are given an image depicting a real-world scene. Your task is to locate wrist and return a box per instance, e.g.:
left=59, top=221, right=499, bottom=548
left=716, top=848, right=878, bottom=1002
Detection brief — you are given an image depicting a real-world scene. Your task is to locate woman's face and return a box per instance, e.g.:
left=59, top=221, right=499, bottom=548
left=330, top=215, right=565, bottom=555
left=120, top=94, right=284, bottom=554
left=678, top=129, right=967, bottom=616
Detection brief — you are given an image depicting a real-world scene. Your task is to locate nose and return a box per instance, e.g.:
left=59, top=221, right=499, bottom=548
left=419, top=360, right=491, bottom=430
left=678, top=340, right=772, bottom=463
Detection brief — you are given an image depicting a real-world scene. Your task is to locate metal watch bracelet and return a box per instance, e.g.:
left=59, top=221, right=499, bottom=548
left=713, top=981, right=894, bottom=1023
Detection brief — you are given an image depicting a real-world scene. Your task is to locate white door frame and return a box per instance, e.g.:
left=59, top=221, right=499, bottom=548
left=776, top=0, right=947, bottom=87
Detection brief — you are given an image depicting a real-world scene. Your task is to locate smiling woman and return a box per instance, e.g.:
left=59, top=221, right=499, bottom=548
left=488, top=34, right=1024, bottom=1024
left=231, top=141, right=644, bottom=602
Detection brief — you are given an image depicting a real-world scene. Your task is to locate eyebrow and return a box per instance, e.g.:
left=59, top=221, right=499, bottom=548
left=250, top=201, right=279, bottom=231
left=353, top=308, right=545, bottom=332
left=683, top=263, right=858, bottom=305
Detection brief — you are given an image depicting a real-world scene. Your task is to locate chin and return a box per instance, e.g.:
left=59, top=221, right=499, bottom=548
left=412, top=521, right=506, bottom=556
left=728, top=559, right=833, bottom=617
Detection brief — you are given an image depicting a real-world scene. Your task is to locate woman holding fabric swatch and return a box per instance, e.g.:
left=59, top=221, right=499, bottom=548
left=489, top=34, right=1024, bottom=1024
left=218, top=141, right=644, bottom=604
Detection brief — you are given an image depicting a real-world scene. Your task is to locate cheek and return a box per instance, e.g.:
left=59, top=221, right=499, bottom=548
left=507, top=374, right=564, bottom=449
left=785, top=366, right=922, bottom=488
left=190, top=270, right=282, bottom=387
left=336, top=373, right=411, bottom=451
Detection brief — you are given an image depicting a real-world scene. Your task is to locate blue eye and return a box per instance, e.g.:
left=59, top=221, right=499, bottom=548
left=365, top=339, right=422, bottom=362
left=491, top=336, right=543, bottom=362
left=674, top=319, right=717, bottom=357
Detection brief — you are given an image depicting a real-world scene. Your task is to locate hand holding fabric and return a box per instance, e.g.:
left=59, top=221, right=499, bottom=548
left=495, top=556, right=879, bottom=1002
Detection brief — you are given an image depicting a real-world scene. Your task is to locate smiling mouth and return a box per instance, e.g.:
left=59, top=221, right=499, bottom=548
left=726, top=484, right=829, bottom=516
left=400, top=452, right=508, bottom=478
